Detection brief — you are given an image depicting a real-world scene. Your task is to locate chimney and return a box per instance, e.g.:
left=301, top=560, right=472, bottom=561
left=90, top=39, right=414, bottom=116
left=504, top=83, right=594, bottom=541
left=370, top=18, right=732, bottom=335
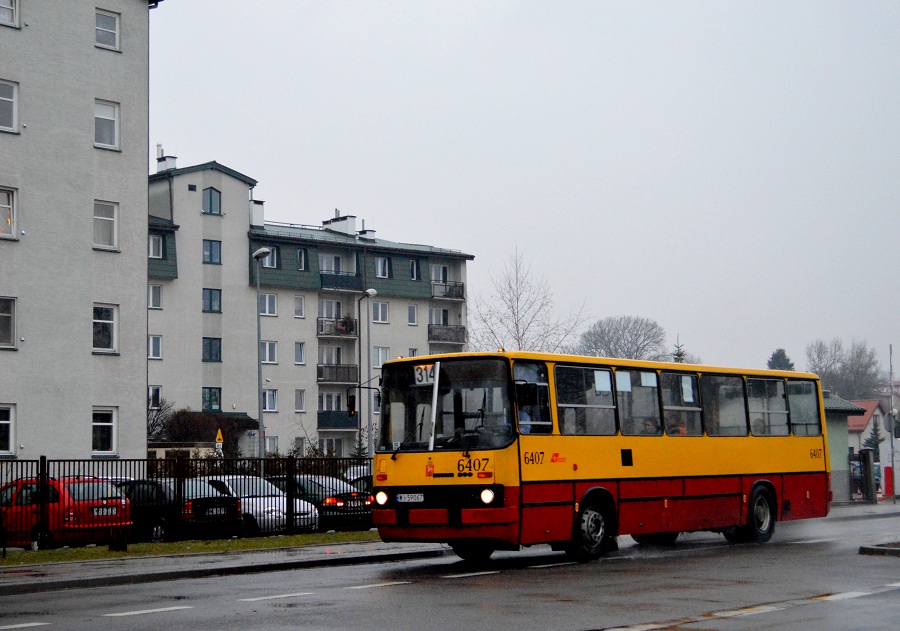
left=155, top=144, right=177, bottom=172
left=250, top=199, right=265, bottom=227
left=322, top=209, right=357, bottom=235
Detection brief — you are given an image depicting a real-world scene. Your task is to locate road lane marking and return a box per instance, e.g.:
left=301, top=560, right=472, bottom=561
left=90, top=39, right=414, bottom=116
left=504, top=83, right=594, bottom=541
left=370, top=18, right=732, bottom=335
left=441, top=571, right=501, bottom=579
left=0, top=624, right=51, bottom=629
left=711, top=605, right=785, bottom=618
left=814, top=591, right=870, bottom=601
left=787, top=538, right=833, bottom=544
left=240, top=592, right=314, bottom=601
left=346, top=581, right=411, bottom=589
left=105, top=606, right=193, bottom=617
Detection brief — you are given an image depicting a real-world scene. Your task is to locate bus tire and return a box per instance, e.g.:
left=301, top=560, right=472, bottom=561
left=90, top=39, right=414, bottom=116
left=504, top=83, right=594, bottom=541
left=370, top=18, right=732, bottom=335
left=450, top=541, right=494, bottom=563
left=565, top=503, right=614, bottom=561
left=724, top=486, right=775, bottom=544
left=632, top=532, right=679, bottom=546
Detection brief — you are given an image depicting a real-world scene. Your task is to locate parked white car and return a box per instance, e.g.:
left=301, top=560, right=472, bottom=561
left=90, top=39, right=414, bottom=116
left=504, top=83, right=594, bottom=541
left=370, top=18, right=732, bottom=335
left=203, top=475, right=318, bottom=534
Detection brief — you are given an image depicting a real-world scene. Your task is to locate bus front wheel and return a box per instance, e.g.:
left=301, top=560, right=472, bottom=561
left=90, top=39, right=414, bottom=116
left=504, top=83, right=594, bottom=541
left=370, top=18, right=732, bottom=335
left=450, top=541, right=494, bottom=563
left=565, top=503, right=614, bottom=561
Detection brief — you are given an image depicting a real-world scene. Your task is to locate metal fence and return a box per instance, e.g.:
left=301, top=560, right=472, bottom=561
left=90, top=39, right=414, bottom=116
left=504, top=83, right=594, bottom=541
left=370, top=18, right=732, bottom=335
left=0, top=456, right=373, bottom=554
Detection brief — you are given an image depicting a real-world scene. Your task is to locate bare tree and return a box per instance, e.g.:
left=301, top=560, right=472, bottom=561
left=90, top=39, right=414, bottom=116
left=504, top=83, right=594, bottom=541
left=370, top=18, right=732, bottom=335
left=468, top=250, right=586, bottom=352
left=147, top=397, right=175, bottom=441
left=573, top=315, right=669, bottom=361
left=806, top=338, right=881, bottom=399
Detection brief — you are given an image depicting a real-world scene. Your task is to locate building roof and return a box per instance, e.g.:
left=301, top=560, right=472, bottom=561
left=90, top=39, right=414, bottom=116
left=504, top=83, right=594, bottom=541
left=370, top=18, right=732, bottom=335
left=848, top=399, right=884, bottom=433
left=255, top=222, right=475, bottom=260
left=823, top=392, right=867, bottom=415
left=149, top=161, right=258, bottom=187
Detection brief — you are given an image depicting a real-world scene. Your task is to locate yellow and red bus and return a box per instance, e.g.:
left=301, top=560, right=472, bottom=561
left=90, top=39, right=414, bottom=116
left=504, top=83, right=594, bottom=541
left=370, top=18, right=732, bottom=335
left=371, top=351, right=830, bottom=562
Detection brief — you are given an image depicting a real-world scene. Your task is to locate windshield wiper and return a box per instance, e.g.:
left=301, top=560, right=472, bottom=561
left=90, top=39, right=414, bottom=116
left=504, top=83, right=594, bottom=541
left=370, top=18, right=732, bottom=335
left=392, top=407, right=426, bottom=460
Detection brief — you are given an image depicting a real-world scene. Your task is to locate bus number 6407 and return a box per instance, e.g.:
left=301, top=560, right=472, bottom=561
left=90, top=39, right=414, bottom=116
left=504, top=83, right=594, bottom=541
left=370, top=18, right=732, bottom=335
left=458, top=458, right=489, bottom=473
left=523, top=451, right=544, bottom=465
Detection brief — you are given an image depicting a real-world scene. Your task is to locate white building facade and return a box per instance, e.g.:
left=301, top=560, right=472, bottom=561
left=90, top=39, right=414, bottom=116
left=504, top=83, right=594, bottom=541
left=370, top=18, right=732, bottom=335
left=148, top=159, right=473, bottom=457
left=0, top=1, right=156, bottom=459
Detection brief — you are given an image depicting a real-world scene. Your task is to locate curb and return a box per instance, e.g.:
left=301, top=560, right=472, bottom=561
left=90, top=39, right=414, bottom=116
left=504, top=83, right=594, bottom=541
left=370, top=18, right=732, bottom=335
left=0, top=547, right=447, bottom=596
left=858, top=544, right=900, bottom=558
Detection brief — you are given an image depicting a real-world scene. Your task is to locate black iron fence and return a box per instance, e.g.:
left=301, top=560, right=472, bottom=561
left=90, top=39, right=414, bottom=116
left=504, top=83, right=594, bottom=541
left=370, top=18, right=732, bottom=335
left=0, top=456, right=373, bottom=555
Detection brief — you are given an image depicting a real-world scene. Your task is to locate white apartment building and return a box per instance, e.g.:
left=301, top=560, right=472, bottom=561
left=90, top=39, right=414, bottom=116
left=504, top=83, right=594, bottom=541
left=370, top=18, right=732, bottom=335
left=0, top=1, right=157, bottom=459
left=148, top=158, right=473, bottom=457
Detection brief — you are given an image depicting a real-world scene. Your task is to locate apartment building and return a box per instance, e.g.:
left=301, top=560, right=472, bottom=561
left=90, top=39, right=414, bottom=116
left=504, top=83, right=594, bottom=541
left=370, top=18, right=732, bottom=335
left=148, top=158, right=473, bottom=457
left=0, top=2, right=156, bottom=459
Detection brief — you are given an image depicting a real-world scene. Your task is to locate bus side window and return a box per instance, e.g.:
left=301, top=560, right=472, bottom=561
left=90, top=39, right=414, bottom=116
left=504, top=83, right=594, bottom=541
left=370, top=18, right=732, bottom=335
left=555, top=366, right=616, bottom=436
left=747, top=378, right=789, bottom=436
left=661, top=372, right=702, bottom=436
left=700, top=375, right=748, bottom=436
left=514, top=362, right=552, bottom=434
left=618, top=370, right=661, bottom=436
left=787, top=380, right=822, bottom=436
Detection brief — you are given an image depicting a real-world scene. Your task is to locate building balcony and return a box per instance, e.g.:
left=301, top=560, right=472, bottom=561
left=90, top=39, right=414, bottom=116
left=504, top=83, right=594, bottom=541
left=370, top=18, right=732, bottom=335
left=431, top=281, right=465, bottom=300
left=317, top=317, right=359, bottom=337
left=317, top=363, right=360, bottom=383
left=427, top=324, right=466, bottom=344
left=320, top=271, right=363, bottom=292
left=317, top=410, right=358, bottom=430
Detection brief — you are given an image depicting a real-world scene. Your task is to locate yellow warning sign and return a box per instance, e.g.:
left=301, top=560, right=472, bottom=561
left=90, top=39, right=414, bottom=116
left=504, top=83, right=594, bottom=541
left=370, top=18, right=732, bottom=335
left=216, top=428, right=224, bottom=444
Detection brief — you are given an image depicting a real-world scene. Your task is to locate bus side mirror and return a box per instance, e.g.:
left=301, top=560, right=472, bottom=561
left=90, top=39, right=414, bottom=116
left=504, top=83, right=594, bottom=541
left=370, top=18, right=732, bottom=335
left=516, top=382, right=539, bottom=406
left=374, top=391, right=381, bottom=409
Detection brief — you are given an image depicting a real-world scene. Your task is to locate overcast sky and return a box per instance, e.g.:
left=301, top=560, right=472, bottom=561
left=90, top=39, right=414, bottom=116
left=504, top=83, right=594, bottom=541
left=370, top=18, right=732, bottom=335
left=149, top=1, right=900, bottom=373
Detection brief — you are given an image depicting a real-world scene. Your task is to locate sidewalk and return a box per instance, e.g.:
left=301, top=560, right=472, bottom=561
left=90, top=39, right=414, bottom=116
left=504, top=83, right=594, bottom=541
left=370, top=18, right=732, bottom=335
left=1, top=501, right=898, bottom=596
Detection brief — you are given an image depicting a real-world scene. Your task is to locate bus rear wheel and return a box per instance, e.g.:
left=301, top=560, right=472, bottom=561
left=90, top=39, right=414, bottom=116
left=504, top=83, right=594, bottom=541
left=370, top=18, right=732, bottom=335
left=724, top=487, right=775, bottom=544
left=450, top=541, right=494, bottom=563
left=565, top=503, right=614, bottom=561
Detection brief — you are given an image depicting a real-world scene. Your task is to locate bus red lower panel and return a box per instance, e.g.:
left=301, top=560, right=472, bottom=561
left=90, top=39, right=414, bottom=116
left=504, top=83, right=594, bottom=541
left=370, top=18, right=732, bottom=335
left=780, top=472, right=828, bottom=521
left=377, top=522, right=519, bottom=545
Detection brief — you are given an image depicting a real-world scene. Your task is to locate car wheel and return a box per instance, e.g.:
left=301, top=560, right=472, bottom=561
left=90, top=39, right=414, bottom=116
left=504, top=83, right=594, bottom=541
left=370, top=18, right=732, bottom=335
left=150, top=521, right=168, bottom=543
left=242, top=514, right=260, bottom=537
left=30, top=527, right=53, bottom=551
left=450, top=541, right=494, bottom=563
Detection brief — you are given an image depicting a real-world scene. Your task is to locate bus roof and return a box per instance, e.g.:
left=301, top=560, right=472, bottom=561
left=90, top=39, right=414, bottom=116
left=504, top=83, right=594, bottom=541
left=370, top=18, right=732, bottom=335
left=382, top=350, right=819, bottom=381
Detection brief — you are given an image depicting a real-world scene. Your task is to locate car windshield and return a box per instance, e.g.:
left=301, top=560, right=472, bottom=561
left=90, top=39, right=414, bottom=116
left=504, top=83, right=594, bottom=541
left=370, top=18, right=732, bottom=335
left=379, top=358, right=514, bottom=453
left=65, top=481, right=123, bottom=501
left=161, top=479, right=227, bottom=499
left=301, top=476, right=359, bottom=495
left=227, top=477, right=282, bottom=498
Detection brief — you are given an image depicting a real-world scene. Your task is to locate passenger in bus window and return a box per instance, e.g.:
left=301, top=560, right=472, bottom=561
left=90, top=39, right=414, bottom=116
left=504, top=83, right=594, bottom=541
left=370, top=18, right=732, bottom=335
left=752, top=419, right=766, bottom=435
left=642, top=418, right=661, bottom=435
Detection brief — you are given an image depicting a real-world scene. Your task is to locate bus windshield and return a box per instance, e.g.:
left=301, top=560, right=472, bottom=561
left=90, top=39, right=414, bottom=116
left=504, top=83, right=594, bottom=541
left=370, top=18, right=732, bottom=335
left=378, top=358, right=514, bottom=453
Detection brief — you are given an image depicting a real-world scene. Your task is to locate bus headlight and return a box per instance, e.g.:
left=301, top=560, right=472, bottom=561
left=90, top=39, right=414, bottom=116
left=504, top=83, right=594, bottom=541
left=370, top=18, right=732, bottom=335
left=375, top=491, right=389, bottom=506
left=480, top=488, right=495, bottom=505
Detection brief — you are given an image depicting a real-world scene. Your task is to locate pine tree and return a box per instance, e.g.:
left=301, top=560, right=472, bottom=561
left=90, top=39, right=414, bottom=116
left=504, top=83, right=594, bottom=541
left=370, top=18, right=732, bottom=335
left=863, top=422, right=885, bottom=462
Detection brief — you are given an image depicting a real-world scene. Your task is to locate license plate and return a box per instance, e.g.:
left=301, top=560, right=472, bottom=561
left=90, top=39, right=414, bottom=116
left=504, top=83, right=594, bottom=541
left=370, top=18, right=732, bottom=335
left=396, top=493, right=424, bottom=503
left=207, top=507, right=227, bottom=516
left=93, top=507, right=117, bottom=516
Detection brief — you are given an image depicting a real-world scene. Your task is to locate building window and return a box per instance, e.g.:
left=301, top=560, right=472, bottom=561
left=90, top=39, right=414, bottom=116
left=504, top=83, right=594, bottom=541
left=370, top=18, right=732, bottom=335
left=148, top=284, right=162, bottom=309
left=408, top=348, right=418, bottom=357
left=95, top=9, right=119, bottom=50
left=429, top=307, right=449, bottom=326
left=0, top=405, right=13, bottom=454
left=1, top=187, right=14, bottom=237
left=92, top=303, right=117, bottom=352
left=407, top=304, right=417, bottom=325
left=91, top=408, right=116, bottom=454
left=373, top=346, right=390, bottom=368
left=0, top=297, right=14, bottom=348
left=93, top=201, right=117, bottom=249
left=372, top=301, right=389, bottom=323
left=318, top=437, right=343, bottom=457
left=202, top=387, right=221, bottom=412
left=261, top=247, right=278, bottom=268
left=319, top=299, right=341, bottom=319
left=148, top=335, right=162, bottom=360
left=294, top=341, right=305, bottom=365
left=149, top=234, right=163, bottom=259
left=148, top=386, right=161, bottom=409
left=410, top=259, right=421, bottom=281
left=259, top=293, right=277, bottom=316
left=297, top=248, right=308, bottom=270
left=319, top=344, right=342, bottom=365
left=202, top=239, right=221, bottom=264
left=293, top=295, right=305, bottom=318
left=294, top=389, right=305, bottom=412
left=94, top=99, right=119, bottom=149
left=431, top=264, right=449, bottom=283
left=266, top=436, right=278, bottom=454
left=0, top=80, right=17, bottom=132
left=376, top=256, right=391, bottom=278
left=261, top=340, right=277, bottom=364
left=202, top=337, right=222, bottom=362
left=0, top=0, right=18, bottom=27
left=202, top=288, right=222, bottom=313
left=202, top=187, right=221, bottom=215
left=263, top=389, right=277, bottom=412
left=319, top=254, right=342, bottom=274
left=318, top=392, right=342, bottom=411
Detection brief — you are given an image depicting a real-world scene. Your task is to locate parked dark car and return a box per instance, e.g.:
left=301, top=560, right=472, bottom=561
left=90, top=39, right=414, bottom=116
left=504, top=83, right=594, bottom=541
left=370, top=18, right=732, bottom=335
left=0, top=477, right=131, bottom=549
left=114, top=478, right=243, bottom=542
left=268, top=474, right=373, bottom=532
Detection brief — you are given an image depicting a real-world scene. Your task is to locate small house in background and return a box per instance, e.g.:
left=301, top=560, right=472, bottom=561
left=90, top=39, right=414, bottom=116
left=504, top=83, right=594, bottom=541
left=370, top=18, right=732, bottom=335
left=822, top=392, right=865, bottom=502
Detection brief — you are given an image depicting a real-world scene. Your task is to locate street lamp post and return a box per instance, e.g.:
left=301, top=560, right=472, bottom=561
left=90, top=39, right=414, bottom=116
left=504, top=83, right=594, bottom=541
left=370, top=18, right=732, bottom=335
left=253, top=247, right=271, bottom=469
left=357, top=288, right=377, bottom=456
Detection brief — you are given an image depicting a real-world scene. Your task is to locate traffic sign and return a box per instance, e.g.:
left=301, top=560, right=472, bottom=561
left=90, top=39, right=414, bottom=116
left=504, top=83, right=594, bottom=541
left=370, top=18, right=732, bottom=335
left=216, top=428, right=224, bottom=444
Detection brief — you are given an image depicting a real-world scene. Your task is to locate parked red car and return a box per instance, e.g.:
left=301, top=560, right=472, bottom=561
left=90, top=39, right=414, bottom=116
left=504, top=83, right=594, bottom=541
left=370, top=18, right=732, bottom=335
left=0, top=477, right=132, bottom=549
